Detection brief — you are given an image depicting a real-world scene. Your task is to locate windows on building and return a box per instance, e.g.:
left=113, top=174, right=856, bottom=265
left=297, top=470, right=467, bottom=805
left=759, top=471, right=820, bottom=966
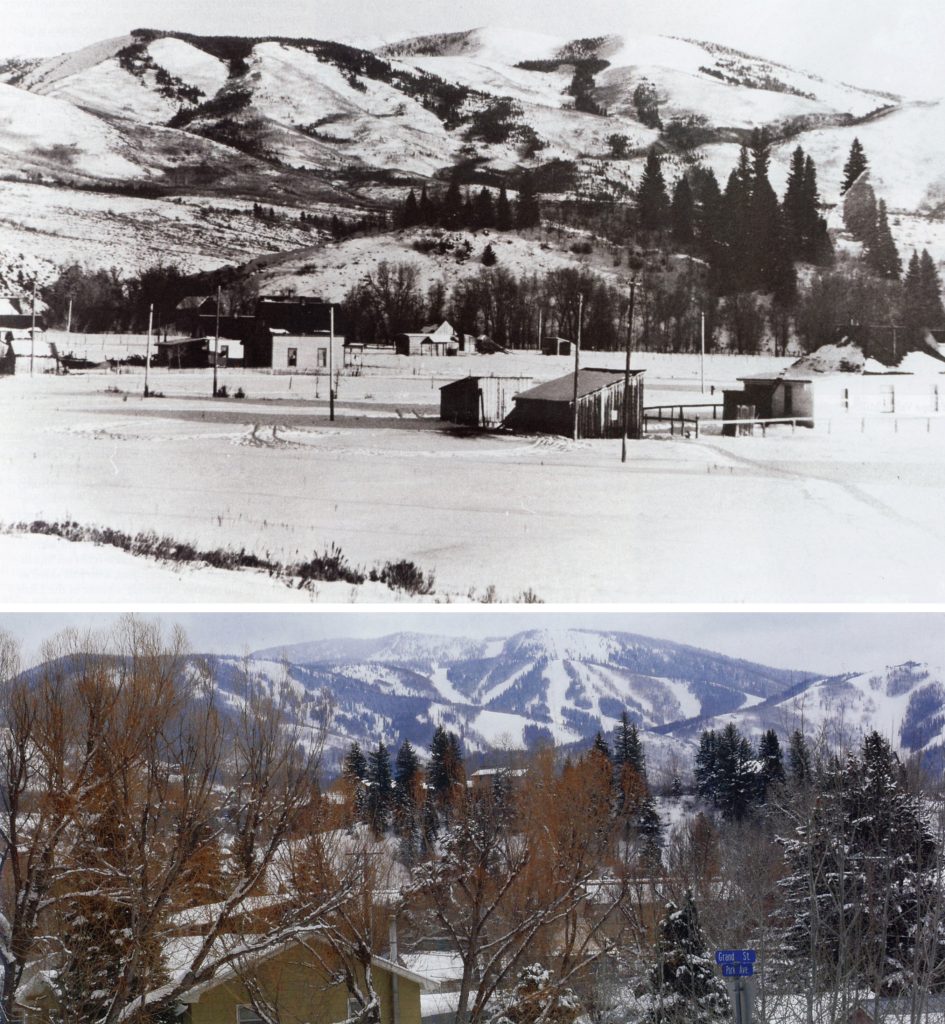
left=287, top=347, right=298, bottom=368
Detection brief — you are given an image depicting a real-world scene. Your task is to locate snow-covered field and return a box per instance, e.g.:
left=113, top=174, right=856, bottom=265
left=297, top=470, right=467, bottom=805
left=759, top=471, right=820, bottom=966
left=2, top=352, right=944, bottom=604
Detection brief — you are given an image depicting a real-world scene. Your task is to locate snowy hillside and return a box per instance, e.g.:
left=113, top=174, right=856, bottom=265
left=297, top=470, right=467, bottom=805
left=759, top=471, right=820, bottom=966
left=225, top=629, right=814, bottom=758
left=670, top=661, right=945, bottom=770
left=1, top=24, right=943, bottom=275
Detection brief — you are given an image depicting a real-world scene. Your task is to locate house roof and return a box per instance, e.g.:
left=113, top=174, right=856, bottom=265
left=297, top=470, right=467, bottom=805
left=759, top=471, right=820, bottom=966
left=439, top=375, right=532, bottom=391
left=740, top=339, right=945, bottom=384
left=175, top=295, right=211, bottom=311
left=515, top=368, right=644, bottom=404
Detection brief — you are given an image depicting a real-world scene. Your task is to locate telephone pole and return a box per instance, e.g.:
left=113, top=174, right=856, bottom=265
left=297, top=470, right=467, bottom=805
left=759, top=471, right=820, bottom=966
left=329, top=304, right=336, bottom=421
left=29, top=283, right=37, bottom=376
left=571, top=293, right=583, bottom=441
left=144, top=303, right=153, bottom=397
left=213, top=285, right=221, bottom=397
left=621, top=280, right=637, bottom=464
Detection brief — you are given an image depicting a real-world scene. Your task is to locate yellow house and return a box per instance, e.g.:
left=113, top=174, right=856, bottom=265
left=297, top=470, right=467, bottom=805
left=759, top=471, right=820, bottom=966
left=18, top=937, right=426, bottom=1024
left=177, top=939, right=426, bottom=1024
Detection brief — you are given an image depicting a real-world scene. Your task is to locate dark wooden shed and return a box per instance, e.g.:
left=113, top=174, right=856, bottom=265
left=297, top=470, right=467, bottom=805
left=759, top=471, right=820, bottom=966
left=508, top=367, right=645, bottom=439
left=439, top=375, right=533, bottom=429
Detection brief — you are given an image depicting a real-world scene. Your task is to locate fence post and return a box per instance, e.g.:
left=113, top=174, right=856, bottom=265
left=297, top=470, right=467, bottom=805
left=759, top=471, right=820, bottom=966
left=695, top=418, right=700, bottom=439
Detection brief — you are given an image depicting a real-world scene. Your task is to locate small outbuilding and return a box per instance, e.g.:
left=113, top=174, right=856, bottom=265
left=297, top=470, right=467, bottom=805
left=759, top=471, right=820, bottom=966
left=722, top=340, right=945, bottom=432
left=395, top=321, right=459, bottom=356
left=508, top=367, right=645, bottom=439
left=541, top=336, right=573, bottom=357
left=439, top=375, right=533, bottom=429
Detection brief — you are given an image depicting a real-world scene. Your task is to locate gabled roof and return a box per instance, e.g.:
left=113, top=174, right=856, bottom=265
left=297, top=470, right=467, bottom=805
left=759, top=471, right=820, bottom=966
left=170, top=932, right=432, bottom=1004
left=515, top=368, right=644, bottom=403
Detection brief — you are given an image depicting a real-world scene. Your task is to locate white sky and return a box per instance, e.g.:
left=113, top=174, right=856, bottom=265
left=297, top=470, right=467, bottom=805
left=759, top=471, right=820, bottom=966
left=3, top=611, right=945, bottom=677
left=3, top=0, right=944, bottom=99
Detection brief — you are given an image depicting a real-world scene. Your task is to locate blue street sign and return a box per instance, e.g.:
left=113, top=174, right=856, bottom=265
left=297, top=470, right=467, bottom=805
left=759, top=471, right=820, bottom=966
left=716, top=949, right=757, bottom=964
left=721, top=963, right=754, bottom=977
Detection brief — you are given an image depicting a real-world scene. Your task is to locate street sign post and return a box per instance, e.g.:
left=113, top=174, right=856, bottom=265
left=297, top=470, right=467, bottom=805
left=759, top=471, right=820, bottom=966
left=717, top=951, right=756, bottom=1024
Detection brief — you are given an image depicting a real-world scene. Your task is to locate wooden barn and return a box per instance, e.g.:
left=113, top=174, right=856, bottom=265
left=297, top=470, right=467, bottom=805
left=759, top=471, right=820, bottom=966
left=439, top=375, right=533, bottom=429
left=509, top=368, right=645, bottom=439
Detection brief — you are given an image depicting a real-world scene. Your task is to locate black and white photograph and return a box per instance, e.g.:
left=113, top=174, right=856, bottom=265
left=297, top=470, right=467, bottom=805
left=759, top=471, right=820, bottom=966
left=2, top=0, right=945, bottom=602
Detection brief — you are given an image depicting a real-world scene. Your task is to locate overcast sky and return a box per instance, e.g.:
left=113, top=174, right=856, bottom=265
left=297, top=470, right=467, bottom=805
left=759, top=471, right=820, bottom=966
left=4, top=0, right=944, bottom=99
left=3, top=611, right=945, bottom=677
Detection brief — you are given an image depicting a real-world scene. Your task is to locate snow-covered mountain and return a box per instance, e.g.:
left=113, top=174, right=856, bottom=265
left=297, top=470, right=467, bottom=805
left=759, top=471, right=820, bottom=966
left=2, top=25, right=944, bottom=280
left=667, top=661, right=945, bottom=771
left=209, top=629, right=813, bottom=761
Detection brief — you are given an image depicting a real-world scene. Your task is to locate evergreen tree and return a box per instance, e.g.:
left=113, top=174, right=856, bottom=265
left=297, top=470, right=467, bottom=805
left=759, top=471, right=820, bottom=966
left=788, top=730, right=812, bottom=786
left=343, top=741, right=369, bottom=819
left=496, top=186, right=513, bottom=231
left=719, top=146, right=754, bottom=292
left=783, top=146, right=809, bottom=259
left=462, top=191, right=475, bottom=230
left=690, top=166, right=724, bottom=267
left=481, top=243, right=498, bottom=267
left=591, top=731, right=613, bottom=763
left=712, top=723, right=758, bottom=821
left=905, top=249, right=945, bottom=332
left=636, top=147, right=670, bottom=233
left=865, top=199, right=901, bottom=280
left=919, top=249, right=945, bottom=325
left=515, top=173, right=541, bottom=229
left=366, top=740, right=393, bottom=835
left=613, top=711, right=646, bottom=777
left=474, top=187, right=496, bottom=229
left=779, top=731, right=942, bottom=995
left=441, top=177, right=464, bottom=229
left=748, top=128, right=796, bottom=301
left=637, top=792, right=665, bottom=871
left=843, top=177, right=878, bottom=242
left=393, top=740, right=422, bottom=861
left=418, top=185, right=437, bottom=225
left=403, top=189, right=419, bottom=229
left=842, top=137, right=869, bottom=194
left=757, top=729, right=785, bottom=801
left=645, top=891, right=730, bottom=1024
left=429, top=725, right=464, bottom=807
left=670, top=175, right=695, bottom=245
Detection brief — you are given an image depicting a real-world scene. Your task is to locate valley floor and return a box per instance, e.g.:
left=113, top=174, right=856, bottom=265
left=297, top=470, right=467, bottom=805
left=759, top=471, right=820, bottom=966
left=2, top=352, right=944, bottom=604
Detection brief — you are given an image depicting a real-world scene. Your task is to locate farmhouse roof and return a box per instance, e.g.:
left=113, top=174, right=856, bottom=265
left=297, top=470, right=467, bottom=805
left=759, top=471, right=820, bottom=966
left=515, top=368, right=644, bottom=404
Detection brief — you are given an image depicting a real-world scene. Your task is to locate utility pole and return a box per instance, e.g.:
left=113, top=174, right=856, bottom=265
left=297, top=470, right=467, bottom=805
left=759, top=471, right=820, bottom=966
left=213, top=285, right=221, bottom=397
left=66, top=296, right=73, bottom=335
left=537, top=308, right=542, bottom=352
left=144, top=303, right=153, bottom=397
left=571, top=293, right=583, bottom=441
left=29, top=282, right=37, bottom=376
left=700, top=310, right=706, bottom=394
left=621, top=280, right=637, bottom=464
left=329, top=304, right=336, bottom=421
